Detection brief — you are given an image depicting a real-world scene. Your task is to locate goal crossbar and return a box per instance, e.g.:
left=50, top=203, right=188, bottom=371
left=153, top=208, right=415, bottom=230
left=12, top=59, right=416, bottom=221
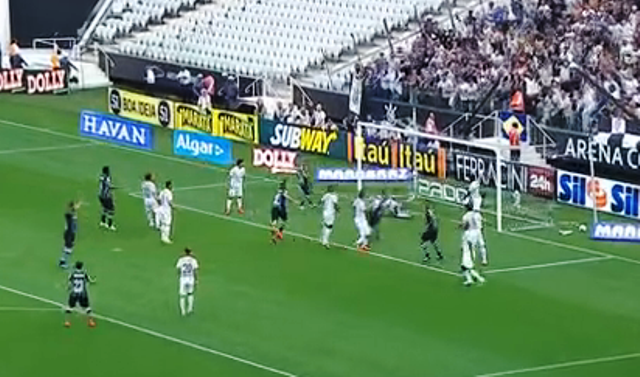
left=355, top=121, right=504, bottom=232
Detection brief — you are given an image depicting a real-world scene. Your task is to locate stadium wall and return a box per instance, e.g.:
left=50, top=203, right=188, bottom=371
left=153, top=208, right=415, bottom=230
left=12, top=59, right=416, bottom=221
left=9, top=0, right=97, bottom=45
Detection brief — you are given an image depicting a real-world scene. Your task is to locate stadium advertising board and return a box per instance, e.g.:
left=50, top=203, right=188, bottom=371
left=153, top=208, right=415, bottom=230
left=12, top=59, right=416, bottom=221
left=591, top=222, right=640, bottom=243
left=173, top=130, right=232, bottom=165
left=260, top=119, right=347, bottom=158
left=315, top=168, right=412, bottom=183
left=253, top=148, right=297, bottom=174
left=214, top=110, right=259, bottom=144
left=108, top=87, right=173, bottom=128
left=418, top=179, right=468, bottom=205
left=0, top=69, right=23, bottom=92
left=453, top=151, right=556, bottom=199
left=174, top=103, right=214, bottom=134
left=25, top=69, right=68, bottom=94
left=347, top=133, right=446, bottom=178
left=0, top=69, right=68, bottom=94
left=557, top=170, right=640, bottom=219
left=558, top=135, right=640, bottom=170
left=78, top=110, right=153, bottom=150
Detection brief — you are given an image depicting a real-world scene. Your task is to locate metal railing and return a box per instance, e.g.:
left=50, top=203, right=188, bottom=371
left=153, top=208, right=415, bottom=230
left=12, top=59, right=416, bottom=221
left=32, top=38, right=78, bottom=58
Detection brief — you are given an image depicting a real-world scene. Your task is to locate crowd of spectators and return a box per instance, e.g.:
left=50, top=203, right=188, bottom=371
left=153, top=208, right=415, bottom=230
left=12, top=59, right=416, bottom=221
left=269, top=101, right=339, bottom=130
left=362, top=0, right=640, bottom=132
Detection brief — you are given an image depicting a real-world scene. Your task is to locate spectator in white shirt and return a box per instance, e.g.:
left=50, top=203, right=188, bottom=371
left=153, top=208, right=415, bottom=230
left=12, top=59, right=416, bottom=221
left=312, top=104, right=326, bottom=128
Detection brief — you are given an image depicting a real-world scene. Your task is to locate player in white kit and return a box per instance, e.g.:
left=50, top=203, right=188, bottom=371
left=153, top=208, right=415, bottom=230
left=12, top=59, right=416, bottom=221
left=158, top=180, right=174, bottom=244
left=320, top=186, right=339, bottom=248
left=460, top=203, right=487, bottom=286
left=466, top=179, right=483, bottom=211
left=353, top=190, right=371, bottom=252
left=226, top=159, right=245, bottom=215
left=141, top=173, right=159, bottom=229
left=176, top=248, right=199, bottom=316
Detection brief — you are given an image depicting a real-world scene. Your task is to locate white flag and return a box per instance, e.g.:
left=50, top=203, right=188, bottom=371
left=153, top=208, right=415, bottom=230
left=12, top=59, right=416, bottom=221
left=349, top=77, right=363, bottom=115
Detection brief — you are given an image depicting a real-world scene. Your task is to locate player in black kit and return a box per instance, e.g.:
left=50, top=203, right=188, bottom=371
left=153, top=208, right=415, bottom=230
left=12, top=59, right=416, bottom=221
left=59, top=200, right=81, bottom=269
left=98, top=166, right=117, bottom=230
left=421, top=204, right=443, bottom=263
left=297, top=164, right=314, bottom=209
left=65, top=261, right=96, bottom=328
left=271, top=181, right=289, bottom=244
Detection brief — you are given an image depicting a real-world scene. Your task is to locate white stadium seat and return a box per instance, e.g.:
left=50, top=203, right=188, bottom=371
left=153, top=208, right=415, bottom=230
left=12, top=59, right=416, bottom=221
left=97, top=0, right=441, bottom=78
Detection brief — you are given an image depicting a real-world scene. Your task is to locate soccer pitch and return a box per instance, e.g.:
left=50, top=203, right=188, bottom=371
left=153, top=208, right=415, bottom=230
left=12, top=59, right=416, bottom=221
left=0, top=90, right=639, bottom=377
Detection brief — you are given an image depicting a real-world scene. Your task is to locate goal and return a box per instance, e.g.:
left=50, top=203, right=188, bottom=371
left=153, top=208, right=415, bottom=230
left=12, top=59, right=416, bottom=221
left=354, top=121, right=556, bottom=233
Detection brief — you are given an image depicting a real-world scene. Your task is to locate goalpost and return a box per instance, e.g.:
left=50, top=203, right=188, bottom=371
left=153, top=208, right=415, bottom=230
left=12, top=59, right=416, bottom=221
left=353, top=120, right=560, bottom=233
left=355, top=121, right=505, bottom=233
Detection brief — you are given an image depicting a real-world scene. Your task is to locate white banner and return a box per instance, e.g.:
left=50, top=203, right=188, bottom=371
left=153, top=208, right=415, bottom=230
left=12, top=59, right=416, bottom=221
left=349, top=77, right=363, bottom=115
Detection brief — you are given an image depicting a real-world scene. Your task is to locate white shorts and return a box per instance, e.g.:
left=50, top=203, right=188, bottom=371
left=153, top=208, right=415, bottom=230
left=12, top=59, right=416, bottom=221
left=323, top=212, right=335, bottom=227
left=144, top=199, right=157, bottom=212
left=157, top=210, right=172, bottom=226
left=355, top=218, right=371, bottom=237
left=472, top=196, right=482, bottom=211
left=228, top=184, right=243, bottom=198
left=179, top=279, right=195, bottom=296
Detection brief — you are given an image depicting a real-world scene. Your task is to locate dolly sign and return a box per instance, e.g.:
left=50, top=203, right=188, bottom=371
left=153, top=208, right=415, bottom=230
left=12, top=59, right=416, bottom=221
left=0, top=69, right=68, bottom=94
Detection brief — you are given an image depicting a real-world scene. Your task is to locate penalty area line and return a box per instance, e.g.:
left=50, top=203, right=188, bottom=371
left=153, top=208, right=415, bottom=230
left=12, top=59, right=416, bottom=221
left=476, top=351, right=640, bottom=377
left=0, top=284, right=299, bottom=377
left=0, top=142, right=95, bottom=155
left=484, top=256, right=613, bottom=274
left=128, top=193, right=460, bottom=277
left=0, top=306, right=62, bottom=312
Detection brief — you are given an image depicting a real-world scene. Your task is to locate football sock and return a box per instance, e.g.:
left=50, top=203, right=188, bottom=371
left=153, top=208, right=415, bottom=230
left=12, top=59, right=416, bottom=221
left=478, top=246, right=488, bottom=264
left=226, top=199, right=232, bottom=212
left=59, top=248, right=71, bottom=265
left=100, top=214, right=106, bottom=224
left=146, top=210, right=154, bottom=226
left=470, top=269, right=484, bottom=282
left=236, top=198, right=242, bottom=210
left=161, top=225, right=170, bottom=240
left=322, top=227, right=331, bottom=245
left=187, top=295, right=194, bottom=313
left=179, top=297, right=187, bottom=316
left=463, top=270, right=473, bottom=284
left=433, top=242, right=443, bottom=258
left=107, top=216, right=113, bottom=227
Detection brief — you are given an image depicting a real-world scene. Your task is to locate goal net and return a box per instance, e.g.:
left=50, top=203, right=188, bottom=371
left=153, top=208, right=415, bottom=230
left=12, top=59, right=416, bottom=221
left=354, top=121, right=557, bottom=232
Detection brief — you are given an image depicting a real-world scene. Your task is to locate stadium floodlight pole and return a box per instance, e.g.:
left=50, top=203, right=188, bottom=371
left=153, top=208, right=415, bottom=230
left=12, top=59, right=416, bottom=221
left=356, top=121, right=504, bottom=232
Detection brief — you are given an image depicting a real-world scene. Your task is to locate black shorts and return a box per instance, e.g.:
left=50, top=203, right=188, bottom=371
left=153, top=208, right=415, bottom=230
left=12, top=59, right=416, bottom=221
left=63, top=231, right=75, bottom=249
left=299, top=184, right=311, bottom=196
left=271, top=206, right=288, bottom=223
left=421, top=230, right=437, bottom=243
left=99, top=197, right=115, bottom=213
left=68, top=292, right=90, bottom=309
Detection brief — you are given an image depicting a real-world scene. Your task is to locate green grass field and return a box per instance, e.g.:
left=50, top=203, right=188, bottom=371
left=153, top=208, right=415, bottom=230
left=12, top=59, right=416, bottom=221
left=0, top=89, right=639, bottom=377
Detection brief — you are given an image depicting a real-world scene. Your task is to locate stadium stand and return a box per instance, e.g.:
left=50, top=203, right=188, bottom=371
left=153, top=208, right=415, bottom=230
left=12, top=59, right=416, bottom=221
left=92, top=0, right=438, bottom=81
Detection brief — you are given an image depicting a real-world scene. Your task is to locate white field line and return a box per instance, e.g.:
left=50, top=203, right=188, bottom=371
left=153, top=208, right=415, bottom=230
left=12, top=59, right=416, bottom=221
left=0, top=118, right=278, bottom=183
left=0, top=142, right=94, bottom=155
left=2, top=117, right=639, bottom=273
left=484, top=256, right=613, bottom=274
left=172, top=179, right=267, bottom=193
left=0, top=284, right=299, bottom=377
left=445, top=218, right=640, bottom=269
left=129, top=192, right=460, bottom=277
left=476, top=352, right=640, bottom=377
left=0, top=306, right=61, bottom=312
